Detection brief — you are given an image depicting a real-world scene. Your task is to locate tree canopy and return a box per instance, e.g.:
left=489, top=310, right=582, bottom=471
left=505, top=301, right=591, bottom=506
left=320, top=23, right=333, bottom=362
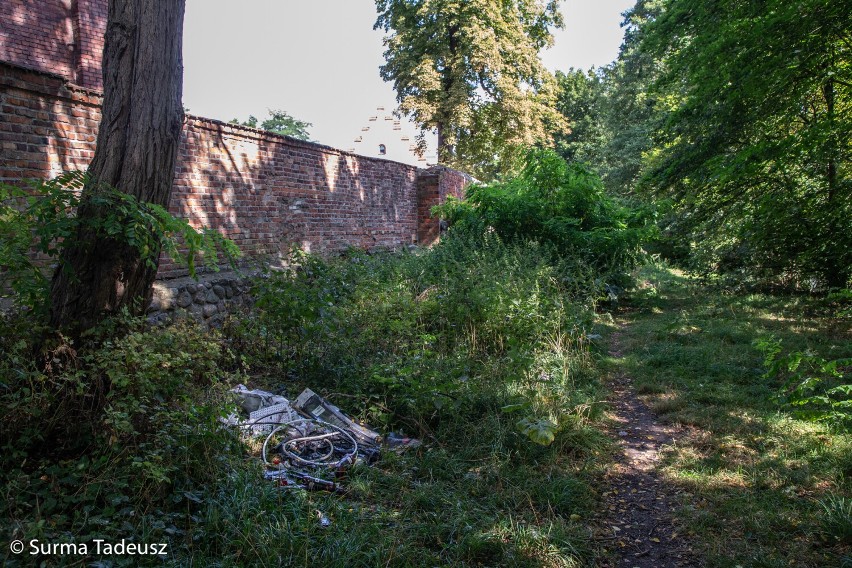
left=375, top=0, right=566, bottom=179
left=549, top=0, right=850, bottom=288
left=639, top=0, right=851, bottom=286
left=231, top=109, right=313, bottom=141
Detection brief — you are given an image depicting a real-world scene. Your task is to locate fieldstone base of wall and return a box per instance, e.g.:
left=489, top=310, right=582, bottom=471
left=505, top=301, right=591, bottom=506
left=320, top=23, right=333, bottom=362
left=147, top=270, right=253, bottom=328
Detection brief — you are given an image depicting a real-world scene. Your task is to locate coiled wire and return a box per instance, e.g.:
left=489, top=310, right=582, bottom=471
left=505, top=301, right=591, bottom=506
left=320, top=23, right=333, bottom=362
left=259, top=418, right=359, bottom=469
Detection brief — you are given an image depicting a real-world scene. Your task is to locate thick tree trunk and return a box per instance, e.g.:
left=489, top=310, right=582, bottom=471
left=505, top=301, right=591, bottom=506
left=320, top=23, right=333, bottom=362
left=48, top=0, right=186, bottom=336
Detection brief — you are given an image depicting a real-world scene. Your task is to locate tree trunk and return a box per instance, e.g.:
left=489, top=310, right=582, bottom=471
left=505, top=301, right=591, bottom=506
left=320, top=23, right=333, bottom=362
left=821, top=76, right=848, bottom=289
left=48, top=0, right=186, bottom=337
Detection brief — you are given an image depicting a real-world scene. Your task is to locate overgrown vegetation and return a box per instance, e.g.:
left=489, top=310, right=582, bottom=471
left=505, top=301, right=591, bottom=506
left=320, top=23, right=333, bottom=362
left=551, top=0, right=851, bottom=289
left=3, top=0, right=847, bottom=563
left=1, top=241, right=609, bottom=566
left=2, top=155, right=639, bottom=565
left=436, top=149, right=654, bottom=286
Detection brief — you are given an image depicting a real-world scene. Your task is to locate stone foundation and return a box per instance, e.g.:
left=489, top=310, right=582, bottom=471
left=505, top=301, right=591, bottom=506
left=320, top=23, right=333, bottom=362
left=147, top=271, right=253, bottom=327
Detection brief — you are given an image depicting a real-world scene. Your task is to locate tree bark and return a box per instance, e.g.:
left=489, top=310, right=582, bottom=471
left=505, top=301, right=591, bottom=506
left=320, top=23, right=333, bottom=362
left=48, top=0, right=186, bottom=337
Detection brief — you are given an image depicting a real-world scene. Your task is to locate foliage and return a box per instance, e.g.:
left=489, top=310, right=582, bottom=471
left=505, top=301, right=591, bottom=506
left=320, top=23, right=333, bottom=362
left=0, top=312, right=245, bottom=566
left=435, top=149, right=654, bottom=282
left=819, top=494, right=852, bottom=545
left=236, top=234, right=605, bottom=446
left=637, top=0, right=852, bottom=287
left=374, top=0, right=566, bottom=179
left=549, top=1, right=667, bottom=199
left=595, top=0, right=666, bottom=197
left=213, top=236, right=609, bottom=564
left=3, top=228, right=611, bottom=566
left=230, top=108, right=312, bottom=141
left=553, top=68, right=608, bottom=168
left=0, top=172, right=240, bottom=315
left=557, top=0, right=851, bottom=287
left=758, top=336, right=852, bottom=429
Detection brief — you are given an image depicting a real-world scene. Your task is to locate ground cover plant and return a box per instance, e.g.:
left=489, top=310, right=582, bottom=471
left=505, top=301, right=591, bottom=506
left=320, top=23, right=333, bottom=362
left=212, top=236, right=611, bottom=567
left=4, top=158, right=847, bottom=566
left=603, top=263, right=852, bottom=567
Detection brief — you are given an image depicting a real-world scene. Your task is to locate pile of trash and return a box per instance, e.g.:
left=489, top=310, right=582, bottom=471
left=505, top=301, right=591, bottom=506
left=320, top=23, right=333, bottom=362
left=226, top=385, right=420, bottom=492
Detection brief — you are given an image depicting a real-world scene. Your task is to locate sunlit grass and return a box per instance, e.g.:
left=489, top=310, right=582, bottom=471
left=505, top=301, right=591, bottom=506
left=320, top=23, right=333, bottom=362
left=606, top=263, right=852, bottom=567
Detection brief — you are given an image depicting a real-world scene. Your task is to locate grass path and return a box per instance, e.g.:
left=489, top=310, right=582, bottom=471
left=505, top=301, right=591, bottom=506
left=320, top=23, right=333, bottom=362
left=593, top=266, right=851, bottom=567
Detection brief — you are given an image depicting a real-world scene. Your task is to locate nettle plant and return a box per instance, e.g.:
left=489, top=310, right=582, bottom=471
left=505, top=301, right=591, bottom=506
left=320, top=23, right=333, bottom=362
left=0, top=171, right=240, bottom=314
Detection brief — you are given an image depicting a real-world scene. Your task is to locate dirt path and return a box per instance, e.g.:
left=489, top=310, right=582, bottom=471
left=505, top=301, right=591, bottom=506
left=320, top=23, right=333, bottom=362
left=594, top=326, right=698, bottom=568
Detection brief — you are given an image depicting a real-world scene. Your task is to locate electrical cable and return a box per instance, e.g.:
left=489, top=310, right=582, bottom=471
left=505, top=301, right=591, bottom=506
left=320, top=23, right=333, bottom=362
left=259, top=418, right=359, bottom=469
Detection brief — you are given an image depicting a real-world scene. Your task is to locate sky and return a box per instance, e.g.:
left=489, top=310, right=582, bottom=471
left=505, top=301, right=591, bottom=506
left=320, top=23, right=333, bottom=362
left=182, top=0, right=634, bottom=154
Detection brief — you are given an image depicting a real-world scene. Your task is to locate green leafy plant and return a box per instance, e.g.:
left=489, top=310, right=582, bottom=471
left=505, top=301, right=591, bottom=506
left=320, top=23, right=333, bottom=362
left=757, top=336, right=852, bottom=429
left=819, top=494, right=852, bottom=545
left=0, top=312, right=245, bottom=562
left=0, top=171, right=241, bottom=313
left=434, top=148, right=654, bottom=285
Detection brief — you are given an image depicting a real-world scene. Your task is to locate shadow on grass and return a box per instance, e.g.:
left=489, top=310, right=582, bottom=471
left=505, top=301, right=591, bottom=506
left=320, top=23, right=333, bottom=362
left=601, top=264, right=852, bottom=567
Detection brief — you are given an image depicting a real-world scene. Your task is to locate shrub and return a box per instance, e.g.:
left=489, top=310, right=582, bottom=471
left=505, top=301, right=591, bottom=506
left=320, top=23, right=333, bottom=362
left=757, top=336, right=852, bottom=429
left=0, top=312, right=246, bottom=563
left=435, top=148, right=655, bottom=284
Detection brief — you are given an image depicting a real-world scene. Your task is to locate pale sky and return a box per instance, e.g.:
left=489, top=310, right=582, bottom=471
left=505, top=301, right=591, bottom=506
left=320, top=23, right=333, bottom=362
left=183, top=0, right=633, bottom=154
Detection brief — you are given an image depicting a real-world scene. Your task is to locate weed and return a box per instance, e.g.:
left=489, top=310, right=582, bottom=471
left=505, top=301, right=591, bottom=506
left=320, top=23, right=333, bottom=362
left=820, top=494, right=852, bottom=545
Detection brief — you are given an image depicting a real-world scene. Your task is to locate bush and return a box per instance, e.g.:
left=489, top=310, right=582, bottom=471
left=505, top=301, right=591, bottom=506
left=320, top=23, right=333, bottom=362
left=757, top=336, right=852, bottom=429
left=0, top=311, right=246, bottom=564
left=435, top=148, right=655, bottom=284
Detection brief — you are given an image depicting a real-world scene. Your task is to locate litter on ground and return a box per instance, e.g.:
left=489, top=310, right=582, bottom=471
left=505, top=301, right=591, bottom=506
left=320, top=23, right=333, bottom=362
left=227, top=384, right=421, bottom=491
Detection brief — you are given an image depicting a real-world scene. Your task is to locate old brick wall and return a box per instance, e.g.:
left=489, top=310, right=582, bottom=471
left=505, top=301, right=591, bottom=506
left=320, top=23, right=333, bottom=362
left=0, top=63, right=100, bottom=183
left=416, top=166, right=474, bottom=245
left=159, top=117, right=423, bottom=277
left=1, top=62, right=470, bottom=281
left=0, top=0, right=106, bottom=91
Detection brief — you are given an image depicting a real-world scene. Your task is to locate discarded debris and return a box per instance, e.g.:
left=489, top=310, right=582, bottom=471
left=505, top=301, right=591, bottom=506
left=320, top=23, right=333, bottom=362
left=295, top=388, right=381, bottom=446
left=227, top=384, right=300, bottom=434
left=227, top=385, right=420, bottom=492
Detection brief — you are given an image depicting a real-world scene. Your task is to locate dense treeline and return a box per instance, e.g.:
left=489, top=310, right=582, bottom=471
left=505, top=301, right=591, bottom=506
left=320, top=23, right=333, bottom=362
left=552, top=0, right=850, bottom=289
left=381, top=0, right=850, bottom=288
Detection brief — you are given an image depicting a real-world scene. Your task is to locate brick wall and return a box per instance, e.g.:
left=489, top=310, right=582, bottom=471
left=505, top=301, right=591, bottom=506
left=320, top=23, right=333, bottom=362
left=416, top=166, right=473, bottom=245
left=74, top=0, right=107, bottom=91
left=0, top=0, right=106, bottom=91
left=1, top=62, right=470, bottom=279
left=159, top=117, right=424, bottom=277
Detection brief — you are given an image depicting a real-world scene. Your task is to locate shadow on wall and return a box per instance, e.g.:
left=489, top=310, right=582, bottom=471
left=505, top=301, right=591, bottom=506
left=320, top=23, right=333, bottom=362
left=159, top=118, right=424, bottom=278
left=1, top=62, right=467, bottom=282
left=0, top=64, right=100, bottom=183
left=1, top=1, right=88, bottom=88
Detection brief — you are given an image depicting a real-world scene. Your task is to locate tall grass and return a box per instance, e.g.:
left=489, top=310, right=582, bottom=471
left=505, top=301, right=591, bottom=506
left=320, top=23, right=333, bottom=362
left=2, top=233, right=609, bottom=567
